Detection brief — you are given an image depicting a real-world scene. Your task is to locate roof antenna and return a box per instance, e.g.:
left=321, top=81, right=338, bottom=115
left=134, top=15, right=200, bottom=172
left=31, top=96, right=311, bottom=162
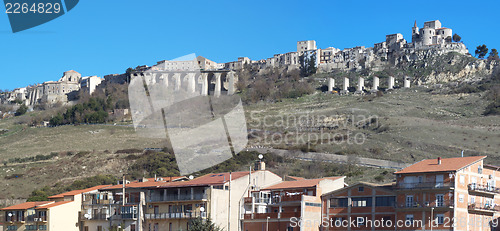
left=461, top=150, right=464, bottom=157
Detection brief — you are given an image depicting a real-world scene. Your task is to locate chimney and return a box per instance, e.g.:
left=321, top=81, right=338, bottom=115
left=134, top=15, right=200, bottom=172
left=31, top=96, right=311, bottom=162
left=438, top=157, right=441, bottom=165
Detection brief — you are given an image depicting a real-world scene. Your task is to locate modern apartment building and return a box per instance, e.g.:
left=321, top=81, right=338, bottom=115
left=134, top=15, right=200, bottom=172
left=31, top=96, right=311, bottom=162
left=323, top=156, right=500, bottom=231
left=145, top=168, right=282, bottom=231
left=80, top=177, right=186, bottom=231
left=242, top=176, right=346, bottom=231
left=322, top=182, right=396, bottom=231
left=1, top=185, right=109, bottom=231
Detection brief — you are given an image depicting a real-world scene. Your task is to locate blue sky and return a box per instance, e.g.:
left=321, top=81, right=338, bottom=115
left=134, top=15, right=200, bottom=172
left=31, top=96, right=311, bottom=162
left=1, top=0, right=499, bottom=90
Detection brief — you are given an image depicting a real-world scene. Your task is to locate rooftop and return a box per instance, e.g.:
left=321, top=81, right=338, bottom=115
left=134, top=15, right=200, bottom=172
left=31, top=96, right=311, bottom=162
left=48, top=185, right=111, bottom=199
left=104, top=176, right=186, bottom=190
left=1, top=201, right=52, bottom=211
left=157, top=171, right=252, bottom=189
left=263, top=177, right=344, bottom=190
left=394, top=156, right=486, bottom=174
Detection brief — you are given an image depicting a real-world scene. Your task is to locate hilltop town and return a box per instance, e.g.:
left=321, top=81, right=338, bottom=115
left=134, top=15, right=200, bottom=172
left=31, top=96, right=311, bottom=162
left=0, top=20, right=497, bottom=111
left=0, top=19, right=500, bottom=231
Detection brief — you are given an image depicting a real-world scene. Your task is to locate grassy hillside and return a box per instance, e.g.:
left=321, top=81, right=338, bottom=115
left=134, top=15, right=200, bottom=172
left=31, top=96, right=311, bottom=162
left=1, top=74, right=499, bottom=201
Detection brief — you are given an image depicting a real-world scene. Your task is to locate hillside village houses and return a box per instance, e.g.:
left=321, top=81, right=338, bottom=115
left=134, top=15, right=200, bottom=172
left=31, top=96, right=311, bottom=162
left=3, top=155, right=500, bottom=231
left=0, top=20, right=468, bottom=109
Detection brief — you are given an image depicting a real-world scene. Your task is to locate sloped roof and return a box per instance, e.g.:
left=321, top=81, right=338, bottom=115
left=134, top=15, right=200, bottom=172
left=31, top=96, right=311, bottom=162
left=394, top=156, right=486, bottom=174
left=36, top=201, right=73, bottom=209
left=263, top=177, right=344, bottom=190
left=48, top=185, right=111, bottom=199
left=157, top=171, right=251, bottom=189
left=322, top=181, right=395, bottom=197
left=1, top=201, right=52, bottom=211
left=104, top=176, right=186, bottom=190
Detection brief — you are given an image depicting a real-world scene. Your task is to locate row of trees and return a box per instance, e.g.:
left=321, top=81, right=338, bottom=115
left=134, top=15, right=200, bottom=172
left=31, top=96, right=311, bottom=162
left=475, top=44, right=499, bottom=61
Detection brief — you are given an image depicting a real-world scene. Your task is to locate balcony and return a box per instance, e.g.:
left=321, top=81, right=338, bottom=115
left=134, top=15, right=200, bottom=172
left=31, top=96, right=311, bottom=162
left=80, top=213, right=109, bottom=220
left=149, top=193, right=207, bottom=203
left=26, top=216, right=47, bottom=222
left=396, top=201, right=453, bottom=210
left=468, top=203, right=500, bottom=214
left=395, top=182, right=454, bottom=190
left=145, top=212, right=207, bottom=220
left=468, top=184, right=500, bottom=195
left=243, top=212, right=301, bottom=220
left=271, top=194, right=304, bottom=204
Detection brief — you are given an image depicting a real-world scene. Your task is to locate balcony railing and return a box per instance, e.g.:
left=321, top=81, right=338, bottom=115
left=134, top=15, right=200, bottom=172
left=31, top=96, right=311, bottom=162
left=5, top=216, right=24, bottom=223
left=468, top=203, right=500, bottom=213
left=243, top=212, right=301, bottom=220
left=468, top=184, right=500, bottom=194
left=243, top=197, right=271, bottom=204
left=80, top=213, right=109, bottom=220
left=395, top=182, right=454, bottom=190
left=396, top=201, right=453, bottom=209
left=271, top=194, right=304, bottom=204
left=145, top=212, right=207, bottom=220
left=149, top=193, right=207, bottom=202
left=26, top=216, right=47, bottom=222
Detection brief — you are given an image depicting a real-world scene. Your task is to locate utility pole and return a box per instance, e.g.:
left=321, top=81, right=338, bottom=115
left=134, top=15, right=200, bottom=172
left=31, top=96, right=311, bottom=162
left=228, top=172, right=232, bottom=231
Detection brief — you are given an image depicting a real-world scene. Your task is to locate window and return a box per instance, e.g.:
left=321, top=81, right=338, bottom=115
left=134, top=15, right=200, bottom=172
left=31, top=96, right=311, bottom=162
left=460, top=175, right=465, bottom=185
left=478, top=165, right=483, bottom=174
left=38, top=225, right=47, bottom=230
left=26, top=225, right=37, bottom=230
left=436, top=194, right=444, bottom=207
left=406, top=195, right=414, bottom=207
left=405, top=214, right=414, bottom=226
left=436, top=214, right=444, bottom=224
left=358, top=186, right=364, bottom=192
left=352, top=197, right=371, bottom=207
left=330, top=198, right=348, bottom=208
left=376, top=196, right=395, bottom=207
left=287, top=227, right=294, bottom=231
left=7, top=226, right=17, bottom=231
left=131, top=224, right=136, bottom=231
left=357, top=217, right=365, bottom=226
left=459, top=194, right=464, bottom=203
left=305, top=202, right=321, bottom=207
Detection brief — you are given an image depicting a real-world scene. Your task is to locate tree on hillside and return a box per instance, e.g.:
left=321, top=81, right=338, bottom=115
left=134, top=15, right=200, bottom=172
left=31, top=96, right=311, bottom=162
left=300, top=52, right=317, bottom=77
left=14, top=104, right=28, bottom=116
left=125, top=67, right=134, bottom=83
left=488, top=48, right=499, bottom=61
left=452, top=33, right=461, bottom=43
left=475, top=44, right=489, bottom=59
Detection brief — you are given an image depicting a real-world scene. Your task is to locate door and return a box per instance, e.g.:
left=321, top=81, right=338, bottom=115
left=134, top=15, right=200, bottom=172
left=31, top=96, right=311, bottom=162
left=406, top=195, right=414, bottom=208
left=436, top=194, right=444, bottom=207
left=435, top=175, right=444, bottom=188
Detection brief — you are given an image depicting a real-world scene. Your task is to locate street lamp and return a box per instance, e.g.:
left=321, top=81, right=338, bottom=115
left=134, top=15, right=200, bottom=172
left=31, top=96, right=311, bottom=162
left=267, top=216, right=270, bottom=231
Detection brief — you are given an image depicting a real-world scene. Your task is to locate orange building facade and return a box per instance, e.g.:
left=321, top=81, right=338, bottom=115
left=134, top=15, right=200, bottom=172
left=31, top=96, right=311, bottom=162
left=323, top=156, right=500, bottom=231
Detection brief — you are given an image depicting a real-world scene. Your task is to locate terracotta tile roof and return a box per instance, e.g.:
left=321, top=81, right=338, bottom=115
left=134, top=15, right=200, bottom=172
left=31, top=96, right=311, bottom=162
left=104, top=176, right=187, bottom=190
left=285, top=176, right=305, bottom=181
left=157, top=171, right=251, bottom=189
left=36, top=201, right=73, bottom=209
left=1, top=201, right=52, bottom=211
left=394, top=156, right=486, bottom=174
left=322, top=181, right=394, bottom=197
left=48, top=185, right=111, bottom=199
left=263, top=177, right=344, bottom=190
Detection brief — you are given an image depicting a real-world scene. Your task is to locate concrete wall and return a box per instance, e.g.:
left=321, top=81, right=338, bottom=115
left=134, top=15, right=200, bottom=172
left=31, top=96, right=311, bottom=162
left=47, top=201, right=80, bottom=231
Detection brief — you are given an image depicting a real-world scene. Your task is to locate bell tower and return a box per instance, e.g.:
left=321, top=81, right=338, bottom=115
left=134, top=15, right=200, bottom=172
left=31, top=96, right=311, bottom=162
left=412, top=20, right=420, bottom=43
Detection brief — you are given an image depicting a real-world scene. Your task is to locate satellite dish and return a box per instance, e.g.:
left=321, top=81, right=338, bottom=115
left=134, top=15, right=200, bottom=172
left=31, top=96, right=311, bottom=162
left=8, top=212, right=12, bottom=217
left=200, top=207, right=205, bottom=212
left=189, top=175, right=194, bottom=180
left=258, top=154, right=263, bottom=160
left=84, top=214, right=90, bottom=219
